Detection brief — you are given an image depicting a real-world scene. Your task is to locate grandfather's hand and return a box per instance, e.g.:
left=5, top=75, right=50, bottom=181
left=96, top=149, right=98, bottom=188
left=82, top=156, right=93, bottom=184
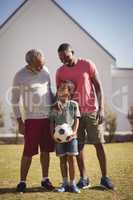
left=96, top=108, right=104, bottom=124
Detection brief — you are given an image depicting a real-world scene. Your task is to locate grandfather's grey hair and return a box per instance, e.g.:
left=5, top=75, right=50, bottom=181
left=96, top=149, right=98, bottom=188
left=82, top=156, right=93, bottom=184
left=25, top=49, right=44, bottom=65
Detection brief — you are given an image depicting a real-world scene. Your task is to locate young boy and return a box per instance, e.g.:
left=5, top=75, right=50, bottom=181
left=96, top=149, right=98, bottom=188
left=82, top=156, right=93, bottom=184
left=50, top=81, right=80, bottom=193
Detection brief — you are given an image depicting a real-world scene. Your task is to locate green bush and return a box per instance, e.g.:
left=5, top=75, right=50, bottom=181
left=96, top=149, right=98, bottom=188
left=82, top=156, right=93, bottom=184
left=0, top=101, right=4, bottom=127
left=127, top=106, right=133, bottom=133
left=104, top=105, right=117, bottom=142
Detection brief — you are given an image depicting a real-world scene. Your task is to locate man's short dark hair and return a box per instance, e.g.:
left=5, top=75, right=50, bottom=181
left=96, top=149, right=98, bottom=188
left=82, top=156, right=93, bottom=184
left=58, top=43, right=72, bottom=52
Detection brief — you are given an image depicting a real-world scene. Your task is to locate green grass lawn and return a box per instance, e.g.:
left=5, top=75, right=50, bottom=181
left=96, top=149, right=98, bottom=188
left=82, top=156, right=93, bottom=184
left=0, top=142, right=133, bottom=200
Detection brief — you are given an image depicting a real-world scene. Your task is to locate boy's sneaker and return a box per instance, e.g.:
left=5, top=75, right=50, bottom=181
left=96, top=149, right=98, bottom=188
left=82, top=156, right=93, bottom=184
left=77, top=177, right=91, bottom=189
left=100, top=177, right=115, bottom=190
left=41, top=178, right=54, bottom=191
left=56, top=183, right=69, bottom=192
left=16, top=182, right=26, bottom=193
left=70, top=184, right=80, bottom=193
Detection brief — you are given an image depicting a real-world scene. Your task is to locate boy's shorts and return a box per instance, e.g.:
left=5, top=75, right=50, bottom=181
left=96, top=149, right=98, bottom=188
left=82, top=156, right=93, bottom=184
left=56, top=138, right=78, bottom=157
left=23, top=118, right=55, bottom=157
left=77, top=112, right=105, bottom=151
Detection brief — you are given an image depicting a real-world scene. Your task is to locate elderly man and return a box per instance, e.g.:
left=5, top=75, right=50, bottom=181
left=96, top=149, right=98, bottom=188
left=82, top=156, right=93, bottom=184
left=12, top=49, right=55, bottom=192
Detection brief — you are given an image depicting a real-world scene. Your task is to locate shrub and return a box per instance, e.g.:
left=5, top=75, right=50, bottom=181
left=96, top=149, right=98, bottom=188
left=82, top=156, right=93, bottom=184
left=9, top=112, right=20, bottom=143
left=127, top=106, right=133, bottom=133
left=10, top=112, right=18, bottom=134
left=104, top=105, right=117, bottom=142
left=0, top=101, right=4, bottom=128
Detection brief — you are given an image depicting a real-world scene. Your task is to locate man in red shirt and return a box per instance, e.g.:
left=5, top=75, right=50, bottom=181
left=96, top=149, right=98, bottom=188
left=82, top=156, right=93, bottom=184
left=56, top=43, right=115, bottom=190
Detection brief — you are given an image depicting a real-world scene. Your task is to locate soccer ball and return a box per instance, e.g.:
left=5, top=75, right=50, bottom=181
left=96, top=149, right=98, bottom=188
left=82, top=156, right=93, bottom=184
left=54, top=123, right=73, bottom=143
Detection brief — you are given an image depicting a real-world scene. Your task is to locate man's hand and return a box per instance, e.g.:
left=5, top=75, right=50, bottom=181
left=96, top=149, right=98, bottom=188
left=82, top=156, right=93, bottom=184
left=17, top=118, right=25, bottom=135
left=96, top=109, right=104, bottom=124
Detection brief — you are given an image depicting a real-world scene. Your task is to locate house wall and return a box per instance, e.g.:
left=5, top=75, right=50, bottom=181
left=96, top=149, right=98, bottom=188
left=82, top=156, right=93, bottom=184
left=0, top=0, right=115, bottom=133
left=111, top=68, right=133, bottom=131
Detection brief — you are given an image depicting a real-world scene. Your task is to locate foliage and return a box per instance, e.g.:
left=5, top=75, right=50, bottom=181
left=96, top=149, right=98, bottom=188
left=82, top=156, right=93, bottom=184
left=10, top=112, right=18, bottom=134
left=0, top=101, right=4, bottom=127
left=127, top=106, right=133, bottom=133
left=9, top=112, right=19, bottom=143
left=104, top=105, right=117, bottom=142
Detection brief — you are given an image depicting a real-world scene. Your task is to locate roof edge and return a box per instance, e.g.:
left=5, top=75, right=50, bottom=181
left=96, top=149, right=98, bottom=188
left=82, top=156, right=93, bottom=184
left=112, top=67, right=133, bottom=71
left=0, top=0, right=28, bottom=30
left=0, top=0, right=116, bottom=61
left=52, top=0, right=116, bottom=61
